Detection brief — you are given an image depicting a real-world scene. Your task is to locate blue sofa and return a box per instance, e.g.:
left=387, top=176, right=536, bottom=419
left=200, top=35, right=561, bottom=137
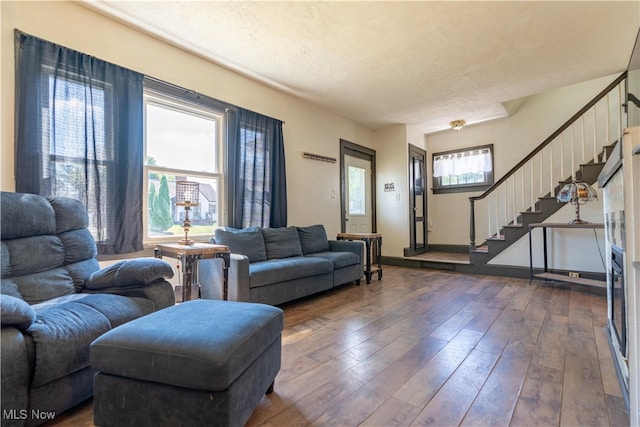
left=0, top=192, right=175, bottom=426
left=199, top=225, right=363, bottom=305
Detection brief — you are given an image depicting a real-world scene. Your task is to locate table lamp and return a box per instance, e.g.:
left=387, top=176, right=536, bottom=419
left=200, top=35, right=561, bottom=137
left=175, top=181, right=199, bottom=245
left=556, top=180, right=598, bottom=224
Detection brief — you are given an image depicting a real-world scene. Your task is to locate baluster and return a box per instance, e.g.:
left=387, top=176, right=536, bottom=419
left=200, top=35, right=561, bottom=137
left=603, top=94, right=611, bottom=146
left=532, top=156, right=536, bottom=211
left=521, top=168, right=525, bottom=214
left=581, top=115, right=586, bottom=162
left=619, top=83, right=623, bottom=138
left=594, top=105, right=598, bottom=162
left=571, top=124, right=575, bottom=181
left=540, top=149, right=543, bottom=195
left=487, top=197, right=491, bottom=244
left=503, top=185, right=507, bottom=235
left=560, top=134, right=564, bottom=181
left=549, top=145, right=554, bottom=195
left=495, top=189, right=500, bottom=238
left=512, top=175, right=517, bottom=224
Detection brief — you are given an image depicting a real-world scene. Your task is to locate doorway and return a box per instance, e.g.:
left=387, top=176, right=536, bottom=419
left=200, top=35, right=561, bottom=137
left=340, top=139, right=376, bottom=233
left=408, top=144, right=428, bottom=255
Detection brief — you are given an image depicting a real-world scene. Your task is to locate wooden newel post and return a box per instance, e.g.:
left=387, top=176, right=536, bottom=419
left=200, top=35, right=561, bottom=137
left=469, top=199, right=476, bottom=251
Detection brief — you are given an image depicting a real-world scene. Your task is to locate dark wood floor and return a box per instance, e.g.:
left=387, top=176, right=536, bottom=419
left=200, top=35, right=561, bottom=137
left=49, top=266, right=628, bottom=426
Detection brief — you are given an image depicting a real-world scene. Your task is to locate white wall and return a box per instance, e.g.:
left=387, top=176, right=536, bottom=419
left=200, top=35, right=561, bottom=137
left=0, top=1, right=373, bottom=241
left=374, top=125, right=409, bottom=256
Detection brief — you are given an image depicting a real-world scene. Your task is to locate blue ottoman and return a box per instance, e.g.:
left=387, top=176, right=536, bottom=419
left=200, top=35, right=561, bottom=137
left=90, top=299, right=283, bottom=427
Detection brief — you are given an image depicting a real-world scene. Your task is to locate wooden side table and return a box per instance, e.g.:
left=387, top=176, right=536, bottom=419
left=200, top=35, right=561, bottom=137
left=154, top=243, right=231, bottom=302
left=336, top=232, right=382, bottom=284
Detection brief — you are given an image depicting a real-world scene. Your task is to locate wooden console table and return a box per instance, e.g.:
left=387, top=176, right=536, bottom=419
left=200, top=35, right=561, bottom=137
left=154, top=243, right=231, bottom=302
left=337, top=232, right=382, bottom=284
left=528, top=222, right=605, bottom=288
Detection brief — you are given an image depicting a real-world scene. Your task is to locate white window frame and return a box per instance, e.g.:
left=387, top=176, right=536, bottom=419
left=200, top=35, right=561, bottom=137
left=142, top=89, right=225, bottom=245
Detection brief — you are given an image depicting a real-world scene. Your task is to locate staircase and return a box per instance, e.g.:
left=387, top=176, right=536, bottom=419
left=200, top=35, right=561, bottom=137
left=468, top=73, right=627, bottom=272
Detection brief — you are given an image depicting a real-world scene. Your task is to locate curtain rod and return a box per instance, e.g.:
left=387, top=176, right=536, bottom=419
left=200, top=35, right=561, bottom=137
left=144, top=76, right=285, bottom=124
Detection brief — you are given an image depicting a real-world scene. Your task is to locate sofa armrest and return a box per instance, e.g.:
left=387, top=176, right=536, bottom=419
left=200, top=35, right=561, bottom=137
left=197, top=254, right=251, bottom=302
left=329, top=240, right=365, bottom=271
left=329, top=240, right=364, bottom=256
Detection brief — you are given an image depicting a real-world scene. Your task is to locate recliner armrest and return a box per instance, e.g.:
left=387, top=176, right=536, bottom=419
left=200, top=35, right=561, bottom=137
left=0, top=295, right=35, bottom=330
left=84, top=258, right=174, bottom=290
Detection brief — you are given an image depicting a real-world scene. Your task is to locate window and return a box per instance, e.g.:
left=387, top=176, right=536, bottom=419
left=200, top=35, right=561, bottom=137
left=432, top=144, right=494, bottom=194
left=239, top=123, right=271, bottom=226
left=15, top=31, right=145, bottom=254
left=143, top=89, right=224, bottom=243
left=42, top=72, right=112, bottom=238
left=348, top=165, right=366, bottom=215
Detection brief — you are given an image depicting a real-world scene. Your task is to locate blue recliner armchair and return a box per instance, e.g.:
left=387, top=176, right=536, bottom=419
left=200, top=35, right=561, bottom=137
left=1, top=192, right=175, bottom=426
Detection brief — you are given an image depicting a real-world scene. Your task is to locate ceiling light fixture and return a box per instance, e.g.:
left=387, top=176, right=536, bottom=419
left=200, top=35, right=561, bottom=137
left=450, top=120, right=466, bottom=131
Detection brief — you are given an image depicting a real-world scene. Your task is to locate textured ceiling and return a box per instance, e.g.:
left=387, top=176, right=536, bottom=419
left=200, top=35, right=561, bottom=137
left=83, top=1, right=639, bottom=134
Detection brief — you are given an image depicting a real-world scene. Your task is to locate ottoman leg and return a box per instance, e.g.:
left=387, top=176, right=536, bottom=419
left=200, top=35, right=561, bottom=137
left=266, top=381, right=275, bottom=394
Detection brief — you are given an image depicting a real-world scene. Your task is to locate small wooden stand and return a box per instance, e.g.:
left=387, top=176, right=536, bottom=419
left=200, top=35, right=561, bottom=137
left=155, top=243, right=231, bottom=302
left=337, top=232, right=382, bottom=284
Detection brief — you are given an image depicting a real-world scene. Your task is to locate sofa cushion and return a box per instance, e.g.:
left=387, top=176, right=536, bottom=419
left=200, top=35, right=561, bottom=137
left=249, top=256, right=333, bottom=288
left=28, top=294, right=155, bottom=388
left=307, top=251, right=361, bottom=269
left=28, top=300, right=112, bottom=387
left=12, top=267, right=77, bottom=305
left=0, top=192, right=56, bottom=240
left=215, top=227, right=267, bottom=263
left=262, top=227, right=303, bottom=259
left=296, top=225, right=331, bottom=255
left=2, top=236, right=65, bottom=277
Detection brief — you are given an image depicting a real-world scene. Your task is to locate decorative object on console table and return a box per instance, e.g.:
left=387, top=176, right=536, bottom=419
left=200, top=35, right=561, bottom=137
left=556, top=180, right=598, bottom=224
left=336, top=232, right=382, bottom=284
left=175, top=181, right=199, bottom=245
left=155, top=243, right=230, bottom=302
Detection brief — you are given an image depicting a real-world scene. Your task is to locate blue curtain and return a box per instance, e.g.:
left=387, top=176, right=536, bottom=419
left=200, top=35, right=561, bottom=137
left=15, top=31, right=144, bottom=254
left=228, top=108, right=287, bottom=228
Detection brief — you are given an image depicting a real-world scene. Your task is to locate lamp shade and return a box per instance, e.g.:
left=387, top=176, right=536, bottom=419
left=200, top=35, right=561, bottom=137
left=175, top=181, right=200, bottom=206
left=556, top=180, right=597, bottom=224
left=556, top=181, right=597, bottom=204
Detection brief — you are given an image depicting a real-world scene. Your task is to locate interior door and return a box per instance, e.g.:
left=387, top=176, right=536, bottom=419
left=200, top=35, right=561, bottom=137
left=409, top=145, right=428, bottom=255
left=345, top=155, right=373, bottom=233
